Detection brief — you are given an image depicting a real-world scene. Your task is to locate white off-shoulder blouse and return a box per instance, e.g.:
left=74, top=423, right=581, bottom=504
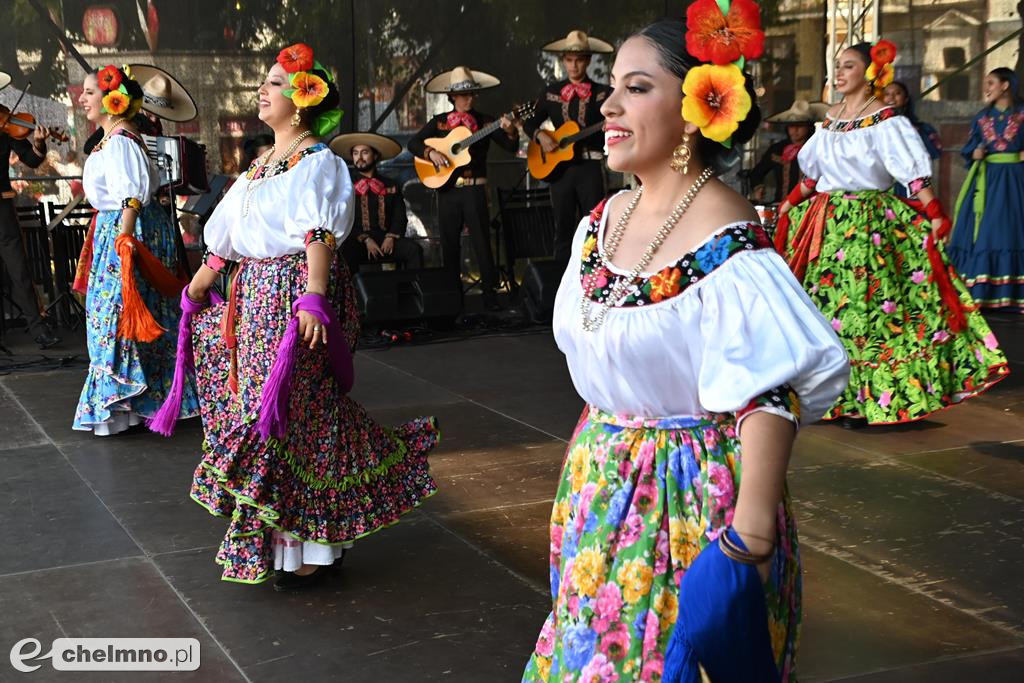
left=204, top=143, right=355, bottom=260
left=798, top=106, right=934, bottom=194
left=554, top=192, right=850, bottom=426
left=83, top=131, right=159, bottom=211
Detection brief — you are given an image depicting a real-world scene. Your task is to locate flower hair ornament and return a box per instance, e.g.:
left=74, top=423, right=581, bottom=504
left=865, top=39, right=897, bottom=97
left=681, top=0, right=764, bottom=146
left=97, top=65, right=143, bottom=118
left=275, top=43, right=343, bottom=137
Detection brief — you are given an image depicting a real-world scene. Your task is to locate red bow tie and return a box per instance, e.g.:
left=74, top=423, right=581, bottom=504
left=447, top=111, right=478, bottom=132
left=560, top=82, right=592, bottom=102
left=781, top=143, right=803, bottom=163
left=354, top=177, right=387, bottom=196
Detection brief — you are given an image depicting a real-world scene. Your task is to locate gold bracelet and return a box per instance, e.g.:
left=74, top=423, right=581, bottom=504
left=719, top=529, right=775, bottom=565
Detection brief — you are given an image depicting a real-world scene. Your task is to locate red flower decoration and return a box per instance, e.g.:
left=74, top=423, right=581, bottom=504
left=277, top=43, right=314, bottom=73
left=97, top=65, right=122, bottom=92
left=686, top=0, right=765, bottom=65
left=870, top=39, right=897, bottom=66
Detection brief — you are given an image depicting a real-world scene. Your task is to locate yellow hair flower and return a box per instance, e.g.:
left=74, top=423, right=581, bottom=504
left=682, top=63, right=752, bottom=143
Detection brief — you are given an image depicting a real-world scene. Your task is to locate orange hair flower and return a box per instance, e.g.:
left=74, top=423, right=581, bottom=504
left=101, top=90, right=131, bottom=116
left=277, top=43, right=314, bottom=74
left=97, top=65, right=122, bottom=92
left=866, top=62, right=894, bottom=88
left=682, top=64, right=752, bottom=142
left=288, top=72, right=329, bottom=109
left=686, top=0, right=765, bottom=66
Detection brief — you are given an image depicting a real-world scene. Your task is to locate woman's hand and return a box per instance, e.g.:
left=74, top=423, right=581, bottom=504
left=298, top=310, right=327, bottom=349
left=972, top=146, right=986, bottom=161
left=778, top=200, right=792, bottom=216
left=931, top=217, right=947, bottom=241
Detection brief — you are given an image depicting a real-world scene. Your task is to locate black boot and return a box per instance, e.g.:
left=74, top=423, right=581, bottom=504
left=840, top=416, right=868, bottom=430
left=33, top=323, right=60, bottom=349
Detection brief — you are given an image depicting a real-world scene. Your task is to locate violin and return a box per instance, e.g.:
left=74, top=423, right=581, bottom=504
left=0, top=105, right=68, bottom=144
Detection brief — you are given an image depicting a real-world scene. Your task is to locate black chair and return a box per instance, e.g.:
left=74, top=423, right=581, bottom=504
left=45, top=200, right=93, bottom=329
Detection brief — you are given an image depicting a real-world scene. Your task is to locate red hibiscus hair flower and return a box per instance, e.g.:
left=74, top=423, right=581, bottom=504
left=97, top=65, right=122, bottom=92
left=870, top=39, right=897, bottom=66
left=686, top=0, right=765, bottom=66
left=276, top=43, right=314, bottom=73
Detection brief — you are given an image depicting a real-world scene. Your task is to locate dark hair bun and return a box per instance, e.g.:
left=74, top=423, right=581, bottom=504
left=634, top=19, right=762, bottom=171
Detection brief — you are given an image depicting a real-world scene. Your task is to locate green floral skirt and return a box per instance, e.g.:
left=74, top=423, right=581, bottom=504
left=781, top=191, right=1008, bottom=424
left=522, top=408, right=800, bottom=682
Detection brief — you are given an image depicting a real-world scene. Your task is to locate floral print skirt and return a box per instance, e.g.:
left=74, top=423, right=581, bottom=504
left=74, top=204, right=199, bottom=432
left=783, top=190, right=1008, bottom=424
left=189, top=253, right=438, bottom=583
left=523, top=408, right=800, bottom=682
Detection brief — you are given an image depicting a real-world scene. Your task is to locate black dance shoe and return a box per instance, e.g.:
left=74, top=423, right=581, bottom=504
left=840, top=416, right=868, bottom=430
left=34, top=328, right=60, bottom=349
left=273, top=565, right=329, bottom=592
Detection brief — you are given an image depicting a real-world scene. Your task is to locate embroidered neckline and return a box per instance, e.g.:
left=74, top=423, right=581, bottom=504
left=93, top=128, right=145, bottom=153
left=821, top=105, right=898, bottom=132
left=580, top=197, right=772, bottom=308
left=979, top=107, right=1024, bottom=152
left=245, top=142, right=326, bottom=181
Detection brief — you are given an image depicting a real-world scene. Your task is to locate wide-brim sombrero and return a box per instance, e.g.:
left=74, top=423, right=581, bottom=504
left=329, top=132, right=402, bottom=161
left=425, top=66, right=500, bottom=94
left=542, top=30, right=613, bottom=54
left=766, top=100, right=829, bottom=124
left=127, top=64, right=198, bottom=122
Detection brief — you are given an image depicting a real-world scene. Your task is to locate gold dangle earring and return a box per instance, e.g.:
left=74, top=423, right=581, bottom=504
left=670, top=132, right=692, bottom=175
left=291, top=108, right=302, bottom=127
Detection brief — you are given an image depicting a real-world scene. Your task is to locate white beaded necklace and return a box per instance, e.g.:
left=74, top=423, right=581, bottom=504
left=581, top=166, right=714, bottom=332
left=242, top=130, right=313, bottom=217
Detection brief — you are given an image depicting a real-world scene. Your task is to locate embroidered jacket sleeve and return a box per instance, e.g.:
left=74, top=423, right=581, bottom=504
left=386, top=181, right=408, bottom=238
left=696, top=250, right=849, bottom=430
left=521, top=84, right=555, bottom=140
left=407, top=115, right=441, bottom=158
left=961, top=114, right=985, bottom=164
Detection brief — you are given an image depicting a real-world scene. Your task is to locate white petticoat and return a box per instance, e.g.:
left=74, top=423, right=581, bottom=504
left=272, top=530, right=353, bottom=572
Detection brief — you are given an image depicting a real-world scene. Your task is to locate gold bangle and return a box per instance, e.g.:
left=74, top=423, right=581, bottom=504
left=719, top=529, right=774, bottom=565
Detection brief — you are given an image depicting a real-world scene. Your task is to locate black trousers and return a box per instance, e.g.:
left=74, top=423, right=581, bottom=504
left=0, top=199, right=44, bottom=336
left=437, top=185, right=497, bottom=291
left=550, top=160, right=605, bottom=267
left=341, top=234, right=424, bottom=271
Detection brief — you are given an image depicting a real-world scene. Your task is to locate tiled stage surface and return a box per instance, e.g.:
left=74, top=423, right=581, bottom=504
left=0, top=312, right=1021, bottom=682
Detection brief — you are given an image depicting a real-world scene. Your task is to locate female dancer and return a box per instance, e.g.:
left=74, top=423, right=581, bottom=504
left=156, top=44, right=437, bottom=590
left=948, top=67, right=1024, bottom=310
left=522, top=11, right=849, bottom=682
left=74, top=65, right=198, bottom=435
left=777, top=42, right=1008, bottom=426
left=883, top=81, right=942, bottom=198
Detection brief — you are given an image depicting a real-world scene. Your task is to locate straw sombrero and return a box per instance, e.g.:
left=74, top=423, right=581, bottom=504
left=542, top=30, right=614, bottom=55
left=766, top=100, right=829, bottom=124
left=0, top=71, right=11, bottom=92
left=127, top=64, right=198, bottom=122
left=329, top=132, right=402, bottom=161
left=425, top=66, right=500, bottom=94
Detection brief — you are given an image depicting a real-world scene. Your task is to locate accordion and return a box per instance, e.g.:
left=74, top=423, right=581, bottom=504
left=142, top=134, right=209, bottom=196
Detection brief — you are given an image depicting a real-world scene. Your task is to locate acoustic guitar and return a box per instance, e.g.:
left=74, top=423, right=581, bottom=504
left=414, top=102, right=535, bottom=189
left=526, top=120, right=605, bottom=180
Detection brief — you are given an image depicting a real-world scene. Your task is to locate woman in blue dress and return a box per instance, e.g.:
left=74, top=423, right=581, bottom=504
left=948, top=67, right=1024, bottom=310
left=73, top=65, right=198, bottom=434
left=883, top=81, right=942, bottom=198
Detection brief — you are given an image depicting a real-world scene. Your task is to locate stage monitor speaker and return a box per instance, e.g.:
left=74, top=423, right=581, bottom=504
left=522, top=260, right=563, bottom=324
left=353, top=269, right=461, bottom=324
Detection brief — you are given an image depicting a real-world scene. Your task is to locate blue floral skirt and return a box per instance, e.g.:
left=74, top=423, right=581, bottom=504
left=73, top=203, right=199, bottom=432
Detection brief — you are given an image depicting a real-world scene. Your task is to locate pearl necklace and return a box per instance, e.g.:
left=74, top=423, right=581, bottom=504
left=580, top=166, right=714, bottom=332
left=242, top=130, right=314, bottom=217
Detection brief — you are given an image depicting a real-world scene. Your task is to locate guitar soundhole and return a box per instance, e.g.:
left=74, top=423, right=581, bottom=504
left=450, top=143, right=462, bottom=155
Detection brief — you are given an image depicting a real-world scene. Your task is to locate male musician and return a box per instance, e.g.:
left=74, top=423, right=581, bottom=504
left=408, top=66, right=518, bottom=311
left=330, top=132, right=422, bottom=271
left=522, top=30, right=613, bottom=267
left=0, top=71, right=59, bottom=348
left=746, top=100, right=827, bottom=203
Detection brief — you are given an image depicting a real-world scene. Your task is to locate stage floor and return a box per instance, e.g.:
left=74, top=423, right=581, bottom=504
left=0, top=312, right=1022, bottom=682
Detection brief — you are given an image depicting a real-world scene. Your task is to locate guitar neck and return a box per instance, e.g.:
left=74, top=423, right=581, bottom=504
left=462, top=118, right=505, bottom=148
left=564, top=120, right=606, bottom=145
